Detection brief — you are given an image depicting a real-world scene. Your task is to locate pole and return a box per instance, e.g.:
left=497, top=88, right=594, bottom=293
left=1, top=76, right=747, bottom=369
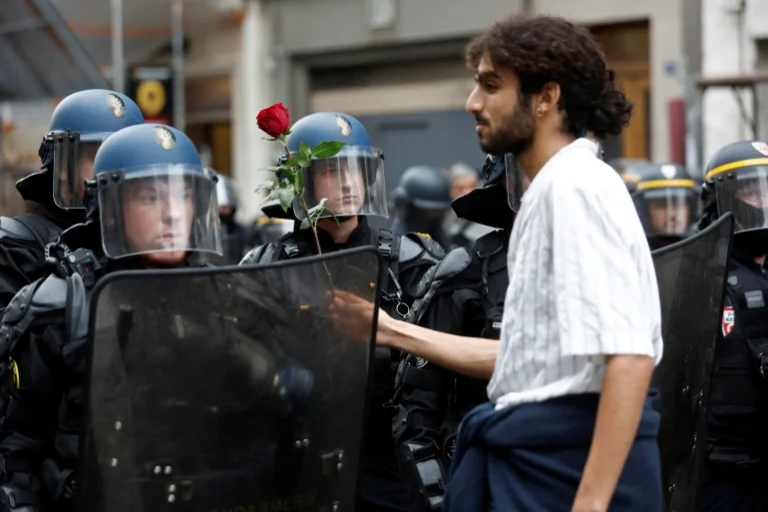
left=110, top=0, right=124, bottom=93
left=171, top=0, right=185, bottom=131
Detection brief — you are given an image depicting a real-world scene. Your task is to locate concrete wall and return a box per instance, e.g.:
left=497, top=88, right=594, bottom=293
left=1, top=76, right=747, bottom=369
left=701, top=0, right=763, bottom=164
left=272, top=0, right=686, bottom=163
left=275, top=0, right=523, bottom=54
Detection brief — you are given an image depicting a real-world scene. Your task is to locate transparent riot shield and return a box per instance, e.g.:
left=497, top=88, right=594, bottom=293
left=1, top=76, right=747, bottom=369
left=76, top=247, right=383, bottom=512
left=650, top=213, right=734, bottom=512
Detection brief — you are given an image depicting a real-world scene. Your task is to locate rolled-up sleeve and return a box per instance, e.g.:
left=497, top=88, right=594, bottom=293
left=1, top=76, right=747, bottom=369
left=551, top=179, right=655, bottom=358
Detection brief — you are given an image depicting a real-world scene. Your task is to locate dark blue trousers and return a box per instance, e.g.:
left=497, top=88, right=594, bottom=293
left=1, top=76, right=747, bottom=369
left=443, top=392, right=662, bottom=512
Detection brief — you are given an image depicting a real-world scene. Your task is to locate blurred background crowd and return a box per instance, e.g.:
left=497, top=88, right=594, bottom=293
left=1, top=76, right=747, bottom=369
left=1, top=0, right=767, bottom=256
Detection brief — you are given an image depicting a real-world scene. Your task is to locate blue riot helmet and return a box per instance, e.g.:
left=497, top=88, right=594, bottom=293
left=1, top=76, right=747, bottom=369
left=36, top=90, right=145, bottom=210
left=261, top=112, right=388, bottom=220
left=87, top=124, right=221, bottom=262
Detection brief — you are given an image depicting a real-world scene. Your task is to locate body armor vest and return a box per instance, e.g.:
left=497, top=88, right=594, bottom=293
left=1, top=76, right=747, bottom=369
left=708, top=257, right=768, bottom=460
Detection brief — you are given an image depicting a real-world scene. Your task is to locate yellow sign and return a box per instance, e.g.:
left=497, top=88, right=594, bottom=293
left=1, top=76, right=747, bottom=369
left=136, top=80, right=167, bottom=117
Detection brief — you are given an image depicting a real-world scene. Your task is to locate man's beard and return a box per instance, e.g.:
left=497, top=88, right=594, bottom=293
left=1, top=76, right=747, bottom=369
left=477, top=96, right=536, bottom=156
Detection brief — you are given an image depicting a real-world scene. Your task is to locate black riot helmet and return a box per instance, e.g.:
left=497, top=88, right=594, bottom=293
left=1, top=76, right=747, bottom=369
left=626, top=162, right=697, bottom=247
left=608, top=158, right=652, bottom=194
left=392, top=166, right=452, bottom=211
left=452, top=154, right=513, bottom=229
left=701, top=140, right=768, bottom=255
left=391, top=166, right=451, bottom=241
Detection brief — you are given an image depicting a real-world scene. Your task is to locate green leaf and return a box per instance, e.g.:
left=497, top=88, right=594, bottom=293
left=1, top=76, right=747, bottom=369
left=307, top=198, right=328, bottom=221
left=299, top=219, right=310, bottom=230
left=276, top=184, right=295, bottom=212
left=258, top=166, right=284, bottom=174
left=310, top=141, right=346, bottom=159
left=297, top=142, right=312, bottom=169
left=254, top=180, right=276, bottom=194
left=283, top=155, right=299, bottom=169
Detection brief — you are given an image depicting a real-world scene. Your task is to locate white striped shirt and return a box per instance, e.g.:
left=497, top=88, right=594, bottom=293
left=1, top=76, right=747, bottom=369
left=487, top=138, right=663, bottom=409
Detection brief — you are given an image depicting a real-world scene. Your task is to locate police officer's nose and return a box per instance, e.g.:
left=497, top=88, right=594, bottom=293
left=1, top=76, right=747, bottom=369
left=162, top=195, right=185, bottom=224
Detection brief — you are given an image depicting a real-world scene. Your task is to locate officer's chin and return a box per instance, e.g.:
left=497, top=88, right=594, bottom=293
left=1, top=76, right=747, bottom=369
left=140, top=250, right=188, bottom=268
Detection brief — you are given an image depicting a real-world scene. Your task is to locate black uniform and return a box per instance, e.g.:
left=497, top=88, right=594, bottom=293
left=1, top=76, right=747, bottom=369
left=698, top=250, right=768, bottom=510
left=391, top=155, right=513, bottom=511
left=0, top=173, right=82, bottom=308
left=241, top=217, right=444, bottom=511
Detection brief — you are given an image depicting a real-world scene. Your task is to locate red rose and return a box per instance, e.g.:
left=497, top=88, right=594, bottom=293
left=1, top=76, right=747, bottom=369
left=256, top=103, right=291, bottom=138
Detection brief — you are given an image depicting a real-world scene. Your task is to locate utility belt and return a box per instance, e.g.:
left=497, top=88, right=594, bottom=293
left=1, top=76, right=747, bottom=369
left=705, top=442, right=764, bottom=470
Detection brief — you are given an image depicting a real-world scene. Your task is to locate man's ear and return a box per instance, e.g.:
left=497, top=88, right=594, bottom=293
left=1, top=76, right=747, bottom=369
left=534, top=82, right=562, bottom=117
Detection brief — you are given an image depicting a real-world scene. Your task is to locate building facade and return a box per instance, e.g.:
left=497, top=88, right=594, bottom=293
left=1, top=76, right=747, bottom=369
left=700, top=0, right=768, bottom=167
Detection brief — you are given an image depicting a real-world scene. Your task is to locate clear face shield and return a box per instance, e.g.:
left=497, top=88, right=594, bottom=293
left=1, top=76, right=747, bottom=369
left=52, top=132, right=109, bottom=209
left=97, top=166, right=222, bottom=260
left=504, top=154, right=527, bottom=212
left=637, top=187, right=696, bottom=236
left=300, top=146, right=388, bottom=219
left=713, top=165, right=768, bottom=233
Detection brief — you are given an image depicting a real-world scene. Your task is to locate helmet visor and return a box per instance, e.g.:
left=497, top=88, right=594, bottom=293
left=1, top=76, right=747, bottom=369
left=637, top=187, right=696, bottom=236
left=97, top=165, right=222, bottom=259
left=52, top=132, right=109, bottom=209
left=713, top=165, right=768, bottom=233
left=299, top=146, right=388, bottom=219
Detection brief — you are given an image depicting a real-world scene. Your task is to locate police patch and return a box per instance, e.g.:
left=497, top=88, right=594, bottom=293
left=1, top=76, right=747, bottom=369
left=106, top=94, right=126, bottom=118
left=335, top=115, right=352, bottom=136
left=661, top=164, right=677, bottom=179
left=722, top=306, right=735, bottom=337
left=155, top=126, right=176, bottom=150
left=751, top=141, right=768, bottom=156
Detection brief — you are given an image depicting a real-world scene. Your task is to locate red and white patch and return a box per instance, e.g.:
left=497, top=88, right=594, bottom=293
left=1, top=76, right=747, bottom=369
left=751, top=142, right=768, bottom=156
left=722, top=306, right=735, bottom=337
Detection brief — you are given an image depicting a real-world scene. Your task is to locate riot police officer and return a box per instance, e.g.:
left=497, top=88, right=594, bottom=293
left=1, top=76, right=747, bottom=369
left=201, top=171, right=251, bottom=264
left=627, top=162, right=698, bottom=249
left=696, top=140, right=768, bottom=511
left=392, top=154, right=514, bottom=511
left=0, top=124, right=221, bottom=511
left=240, top=111, right=444, bottom=512
left=0, top=90, right=144, bottom=307
left=390, top=166, right=452, bottom=249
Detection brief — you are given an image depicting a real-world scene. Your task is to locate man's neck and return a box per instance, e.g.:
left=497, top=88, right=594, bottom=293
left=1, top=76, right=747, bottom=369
left=516, top=131, right=577, bottom=182
left=317, top=216, right=359, bottom=244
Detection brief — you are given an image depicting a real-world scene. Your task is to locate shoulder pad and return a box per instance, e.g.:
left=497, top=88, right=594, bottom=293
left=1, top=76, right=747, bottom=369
left=433, top=247, right=473, bottom=283
left=3, top=274, right=67, bottom=327
left=240, top=243, right=273, bottom=265
left=400, top=232, right=445, bottom=265
left=0, top=216, right=36, bottom=243
left=408, top=248, right=472, bottom=324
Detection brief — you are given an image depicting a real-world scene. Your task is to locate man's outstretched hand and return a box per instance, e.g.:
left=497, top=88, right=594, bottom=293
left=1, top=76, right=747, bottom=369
left=329, top=289, right=393, bottom=346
